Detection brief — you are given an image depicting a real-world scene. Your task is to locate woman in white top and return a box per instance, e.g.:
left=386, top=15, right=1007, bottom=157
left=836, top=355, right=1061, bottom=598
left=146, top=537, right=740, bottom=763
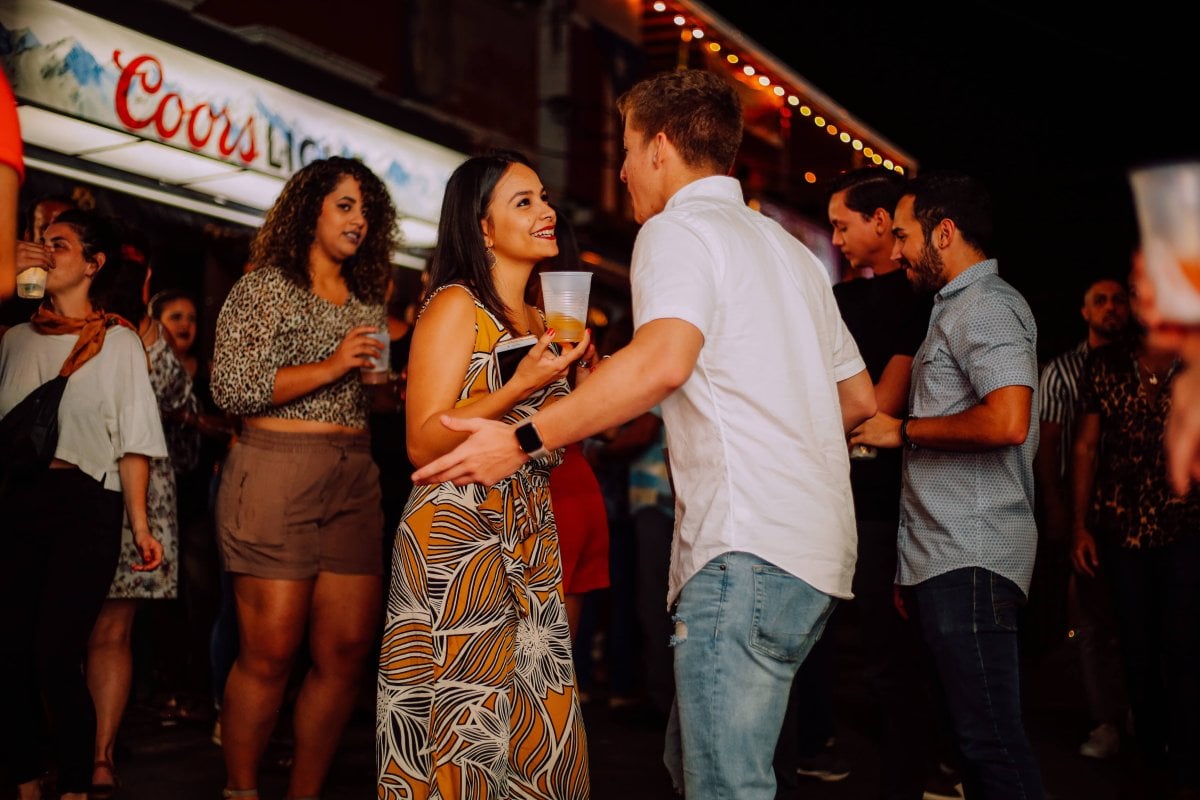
left=0, top=209, right=166, bottom=800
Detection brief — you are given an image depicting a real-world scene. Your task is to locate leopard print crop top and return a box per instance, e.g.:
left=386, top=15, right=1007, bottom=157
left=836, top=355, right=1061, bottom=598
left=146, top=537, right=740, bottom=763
left=211, top=265, right=386, bottom=429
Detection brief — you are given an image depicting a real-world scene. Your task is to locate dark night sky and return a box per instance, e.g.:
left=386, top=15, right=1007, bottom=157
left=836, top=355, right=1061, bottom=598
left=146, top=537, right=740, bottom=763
left=701, top=1, right=1196, bottom=358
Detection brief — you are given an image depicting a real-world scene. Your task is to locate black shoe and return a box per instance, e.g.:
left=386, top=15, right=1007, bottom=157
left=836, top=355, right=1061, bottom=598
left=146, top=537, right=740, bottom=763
left=795, top=749, right=852, bottom=782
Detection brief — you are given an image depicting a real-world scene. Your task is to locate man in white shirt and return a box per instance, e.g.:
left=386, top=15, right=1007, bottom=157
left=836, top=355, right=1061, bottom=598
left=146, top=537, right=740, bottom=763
left=412, top=68, right=875, bottom=799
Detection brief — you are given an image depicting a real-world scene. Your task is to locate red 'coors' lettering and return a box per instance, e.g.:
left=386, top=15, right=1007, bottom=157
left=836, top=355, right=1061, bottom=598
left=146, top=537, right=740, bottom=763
left=113, top=50, right=259, bottom=164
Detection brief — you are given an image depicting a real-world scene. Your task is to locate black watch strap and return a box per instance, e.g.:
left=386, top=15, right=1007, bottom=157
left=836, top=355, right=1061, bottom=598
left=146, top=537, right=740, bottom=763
left=900, top=416, right=918, bottom=450
left=515, top=419, right=551, bottom=461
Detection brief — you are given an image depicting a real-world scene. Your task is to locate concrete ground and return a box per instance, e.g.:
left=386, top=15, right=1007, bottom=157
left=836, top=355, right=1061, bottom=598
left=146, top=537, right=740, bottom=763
left=69, top=608, right=1150, bottom=799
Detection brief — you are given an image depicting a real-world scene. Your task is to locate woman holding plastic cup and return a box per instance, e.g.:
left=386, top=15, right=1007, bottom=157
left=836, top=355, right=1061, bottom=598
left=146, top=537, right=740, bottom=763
left=0, top=209, right=165, bottom=800
left=376, top=150, right=591, bottom=798
left=209, top=156, right=396, bottom=800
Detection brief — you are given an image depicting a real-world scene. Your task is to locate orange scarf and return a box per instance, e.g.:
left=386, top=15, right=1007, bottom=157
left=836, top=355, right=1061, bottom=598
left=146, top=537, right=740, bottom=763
left=30, top=304, right=136, bottom=378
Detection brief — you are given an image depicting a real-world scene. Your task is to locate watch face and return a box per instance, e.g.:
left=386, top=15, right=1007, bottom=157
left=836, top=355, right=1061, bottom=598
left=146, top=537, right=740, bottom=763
left=515, top=420, right=544, bottom=454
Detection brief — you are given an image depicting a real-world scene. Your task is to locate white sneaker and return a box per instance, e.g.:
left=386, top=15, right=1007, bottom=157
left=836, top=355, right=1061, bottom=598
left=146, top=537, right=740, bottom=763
left=1079, top=722, right=1120, bottom=759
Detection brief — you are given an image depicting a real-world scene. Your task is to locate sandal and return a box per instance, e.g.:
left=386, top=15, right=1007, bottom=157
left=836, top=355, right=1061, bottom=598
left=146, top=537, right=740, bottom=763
left=90, top=759, right=120, bottom=798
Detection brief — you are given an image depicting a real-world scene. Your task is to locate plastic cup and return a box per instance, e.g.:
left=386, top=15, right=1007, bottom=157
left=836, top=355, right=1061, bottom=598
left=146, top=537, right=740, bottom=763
left=1129, top=161, right=1200, bottom=323
left=16, top=267, right=47, bottom=299
left=540, top=270, right=591, bottom=343
left=360, top=331, right=390, bottom=384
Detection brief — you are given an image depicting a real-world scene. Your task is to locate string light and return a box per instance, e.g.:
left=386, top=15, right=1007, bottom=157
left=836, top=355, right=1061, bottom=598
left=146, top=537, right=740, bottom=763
left=647, top=2, right=904, bottom=175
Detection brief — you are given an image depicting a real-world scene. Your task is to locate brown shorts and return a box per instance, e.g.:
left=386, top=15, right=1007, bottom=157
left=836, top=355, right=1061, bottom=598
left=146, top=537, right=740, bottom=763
left=216, top=427, right=384, bottom=579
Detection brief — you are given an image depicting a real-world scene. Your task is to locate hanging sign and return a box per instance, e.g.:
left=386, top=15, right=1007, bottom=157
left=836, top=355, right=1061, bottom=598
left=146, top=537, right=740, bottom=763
left=0, top=0, right=464, bottom=221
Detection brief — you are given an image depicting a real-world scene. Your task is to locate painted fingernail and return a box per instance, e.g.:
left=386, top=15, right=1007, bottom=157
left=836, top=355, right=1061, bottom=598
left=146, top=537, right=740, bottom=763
left=546, top=328, right=555, bottom=337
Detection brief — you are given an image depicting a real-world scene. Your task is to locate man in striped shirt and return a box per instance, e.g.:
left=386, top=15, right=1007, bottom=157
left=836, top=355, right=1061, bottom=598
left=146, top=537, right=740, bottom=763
left=1033, top=277, right=1129, bottom=760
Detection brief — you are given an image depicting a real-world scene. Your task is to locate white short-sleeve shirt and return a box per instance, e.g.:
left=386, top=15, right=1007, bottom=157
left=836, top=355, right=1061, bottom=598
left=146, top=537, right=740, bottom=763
left=0, top=323, right=168, bottom=490
left=631, top=176, right=865, bottom=606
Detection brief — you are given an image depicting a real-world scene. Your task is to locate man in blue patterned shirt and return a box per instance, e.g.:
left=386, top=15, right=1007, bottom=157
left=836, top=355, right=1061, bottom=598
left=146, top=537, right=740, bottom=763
left=851, top=172, right=1044, bottom=799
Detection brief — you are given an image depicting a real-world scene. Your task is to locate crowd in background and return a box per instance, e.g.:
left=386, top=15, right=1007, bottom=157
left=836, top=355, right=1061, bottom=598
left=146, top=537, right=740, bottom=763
left=4, top=63, right=1200, bottom=800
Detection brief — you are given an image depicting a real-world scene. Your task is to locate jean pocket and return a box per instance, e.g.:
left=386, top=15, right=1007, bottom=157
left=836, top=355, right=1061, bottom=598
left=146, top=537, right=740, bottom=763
left=750, top=565, right=832, bottom=662
left=990, top=572, right=1020, bottom=632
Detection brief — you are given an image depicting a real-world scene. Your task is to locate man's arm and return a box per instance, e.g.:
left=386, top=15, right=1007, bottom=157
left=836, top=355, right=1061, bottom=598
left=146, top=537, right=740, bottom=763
left=1167, top=364, right=1200, bottom=494
left=1034, top=419, right=1069, bottom=538
left=849, top=384, right=1032, bottom=452
left=411, top=318, right=703, bottom=486
left=0, top=165, right=18, bottom=301
left=837, top=369, right=876, bottom=433
left=873, top=354, right=914, bottom=418
left=1069, top=412, right=1102, bottom=577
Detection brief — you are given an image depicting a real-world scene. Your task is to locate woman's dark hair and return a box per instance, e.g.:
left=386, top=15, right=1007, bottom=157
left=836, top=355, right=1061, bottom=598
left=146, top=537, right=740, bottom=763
left=50, top=208, right=120, bottom=267
left=48, top=209, right=141, bottom=319
left=425, top=149, right=533, bottom=333
left=907, top=170, right=994, bottom=256
left=148, top=287, right=197, bottom=322
left=250, top=156, right=398, bottom=305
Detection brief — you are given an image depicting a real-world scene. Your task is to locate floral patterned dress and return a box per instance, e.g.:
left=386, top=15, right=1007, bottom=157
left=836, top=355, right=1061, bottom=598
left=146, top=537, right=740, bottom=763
left=106, top=326, right=193, bottom=599
left=376, top=286, right=589, bottom=799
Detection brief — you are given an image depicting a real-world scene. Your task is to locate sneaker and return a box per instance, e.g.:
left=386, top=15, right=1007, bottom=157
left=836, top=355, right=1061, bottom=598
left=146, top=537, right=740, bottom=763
left=1079, top=722, right=1120, bottom=759
left=795, top=748, right=852, bottom=782
left=923, top=772, right=964, bottom=800
left=923, top=762, right=964, bottom=800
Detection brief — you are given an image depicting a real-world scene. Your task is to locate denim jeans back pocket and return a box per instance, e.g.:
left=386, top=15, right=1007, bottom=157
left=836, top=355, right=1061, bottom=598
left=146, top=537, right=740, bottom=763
left=989, top=571, right=1021, bottom=632
left=750, top=565, right=834, bottom=662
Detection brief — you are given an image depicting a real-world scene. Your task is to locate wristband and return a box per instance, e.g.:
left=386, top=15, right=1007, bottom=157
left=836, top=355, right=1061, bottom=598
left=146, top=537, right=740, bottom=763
left=900, top=416, right=918, bottom=450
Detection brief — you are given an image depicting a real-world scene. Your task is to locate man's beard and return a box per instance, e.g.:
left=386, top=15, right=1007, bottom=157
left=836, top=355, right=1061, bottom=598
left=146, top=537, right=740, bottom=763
left=1093, top=315, right=1126, bottom=339
left=906, top=240, right=946, bottom=294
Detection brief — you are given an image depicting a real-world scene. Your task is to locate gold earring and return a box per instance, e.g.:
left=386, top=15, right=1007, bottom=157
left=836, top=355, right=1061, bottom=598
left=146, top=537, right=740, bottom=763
left=485, top=247, right=497, bottom=268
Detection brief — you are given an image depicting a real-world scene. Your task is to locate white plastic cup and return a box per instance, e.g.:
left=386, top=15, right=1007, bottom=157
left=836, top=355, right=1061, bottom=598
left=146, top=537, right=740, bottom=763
left=16, top=267, right=47, bottom=299
left=1130, top=161, right=1200, bottom=323
left=540, top=270, right=592, bottom=343
left=360, top=331, right=390, bottom=384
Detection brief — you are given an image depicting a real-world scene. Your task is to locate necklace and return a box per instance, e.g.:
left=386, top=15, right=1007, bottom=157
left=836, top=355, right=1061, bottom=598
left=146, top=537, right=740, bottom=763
left=1135, top=355, right=1178, bottom=387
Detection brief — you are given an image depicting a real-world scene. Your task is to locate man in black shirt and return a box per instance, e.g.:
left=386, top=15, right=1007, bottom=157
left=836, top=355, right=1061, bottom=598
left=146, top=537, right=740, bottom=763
left=781, top=168, right=954, bottom=800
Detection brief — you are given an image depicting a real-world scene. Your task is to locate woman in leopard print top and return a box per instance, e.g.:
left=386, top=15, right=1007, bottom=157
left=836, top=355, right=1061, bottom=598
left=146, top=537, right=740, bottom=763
left=211, top=156, right=397, bottom=800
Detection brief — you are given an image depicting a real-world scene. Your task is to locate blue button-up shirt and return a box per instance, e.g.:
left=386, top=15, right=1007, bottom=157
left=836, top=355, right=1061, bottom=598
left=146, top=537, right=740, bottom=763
left=898, top=259, right=1039, bottom=595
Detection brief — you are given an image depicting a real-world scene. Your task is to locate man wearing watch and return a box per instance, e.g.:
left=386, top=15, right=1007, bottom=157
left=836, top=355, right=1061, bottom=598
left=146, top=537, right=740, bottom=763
left=413, top=69, right=876, bottom=799
left=849, top=172, right=1043, bottom=799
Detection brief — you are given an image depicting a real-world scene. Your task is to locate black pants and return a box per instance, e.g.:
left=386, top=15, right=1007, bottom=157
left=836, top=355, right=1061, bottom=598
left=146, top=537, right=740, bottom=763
left=0, top=469, right=123, bottom=793
left=1106, top=535, right=1200, bottom=790
left=775, top=517, right=942, bottom=800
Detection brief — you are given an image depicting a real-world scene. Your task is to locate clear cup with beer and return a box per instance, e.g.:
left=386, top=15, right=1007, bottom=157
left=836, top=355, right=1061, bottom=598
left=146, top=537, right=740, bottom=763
left=539, top=270, right=592, bottom=343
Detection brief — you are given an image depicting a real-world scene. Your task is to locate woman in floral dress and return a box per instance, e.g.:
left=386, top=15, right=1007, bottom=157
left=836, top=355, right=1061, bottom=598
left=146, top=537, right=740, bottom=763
left=85, top=248, right=191, bottom=795
left=376, top=151, right=591, bottom=799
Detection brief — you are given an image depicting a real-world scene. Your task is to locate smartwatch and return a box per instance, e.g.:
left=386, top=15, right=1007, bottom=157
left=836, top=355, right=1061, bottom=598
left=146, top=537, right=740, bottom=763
left=514, top=419, right=551, bottom=461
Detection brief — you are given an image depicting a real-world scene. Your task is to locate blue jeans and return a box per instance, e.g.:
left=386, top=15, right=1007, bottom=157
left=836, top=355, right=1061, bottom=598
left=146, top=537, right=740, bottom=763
left=911, top=567, right=1044, bottom=800
left=667, top=551, right=836, bottom=799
